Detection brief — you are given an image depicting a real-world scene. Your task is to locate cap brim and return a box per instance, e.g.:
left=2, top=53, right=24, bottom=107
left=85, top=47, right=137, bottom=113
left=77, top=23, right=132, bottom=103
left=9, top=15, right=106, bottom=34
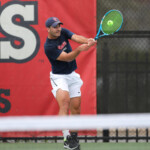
left=52, top=21, right=63, bottom=27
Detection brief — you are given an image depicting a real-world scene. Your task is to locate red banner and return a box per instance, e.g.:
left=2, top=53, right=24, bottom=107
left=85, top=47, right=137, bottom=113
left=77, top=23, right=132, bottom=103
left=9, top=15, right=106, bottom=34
left=0, top=0, right=97, bottom=137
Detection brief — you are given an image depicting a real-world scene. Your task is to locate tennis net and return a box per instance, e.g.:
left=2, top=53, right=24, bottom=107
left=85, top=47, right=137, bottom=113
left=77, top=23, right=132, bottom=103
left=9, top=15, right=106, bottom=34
left=1, top=113, right=150, bottom=131
left=0, top=113, right=150, bottom=150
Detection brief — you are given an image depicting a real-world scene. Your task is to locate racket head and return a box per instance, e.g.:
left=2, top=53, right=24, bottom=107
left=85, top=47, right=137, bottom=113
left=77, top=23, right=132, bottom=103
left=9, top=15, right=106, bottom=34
left=101, top=10, right=123, bottom=35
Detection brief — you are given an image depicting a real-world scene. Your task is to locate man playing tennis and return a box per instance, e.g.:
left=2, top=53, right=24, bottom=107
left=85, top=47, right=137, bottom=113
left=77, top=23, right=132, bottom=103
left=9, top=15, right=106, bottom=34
left=44, top=17, right=96, bottom=150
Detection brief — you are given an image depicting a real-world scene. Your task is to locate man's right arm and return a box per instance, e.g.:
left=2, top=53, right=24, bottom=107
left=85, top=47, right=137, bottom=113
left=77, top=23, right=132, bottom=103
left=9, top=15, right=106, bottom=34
left=57, top=40, right=96, bottom=62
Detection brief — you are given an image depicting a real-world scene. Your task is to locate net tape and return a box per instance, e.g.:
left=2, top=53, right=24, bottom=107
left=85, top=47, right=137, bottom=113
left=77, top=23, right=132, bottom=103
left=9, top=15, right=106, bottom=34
left=0, top=113, right=150, bottom=132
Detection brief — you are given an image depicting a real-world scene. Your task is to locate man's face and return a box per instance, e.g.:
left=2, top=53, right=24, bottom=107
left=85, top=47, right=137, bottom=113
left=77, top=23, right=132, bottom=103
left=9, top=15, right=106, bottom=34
left=48, top=24, right=62, bottom=38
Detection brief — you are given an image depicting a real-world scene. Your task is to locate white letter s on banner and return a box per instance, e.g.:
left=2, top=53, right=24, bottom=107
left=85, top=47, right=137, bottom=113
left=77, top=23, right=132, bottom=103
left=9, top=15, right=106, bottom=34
left=0, top=1, right=40, bottom=63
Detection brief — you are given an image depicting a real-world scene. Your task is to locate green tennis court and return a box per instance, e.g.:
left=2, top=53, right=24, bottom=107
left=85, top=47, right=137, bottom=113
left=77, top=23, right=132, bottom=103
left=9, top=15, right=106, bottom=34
left=0, top=143, right=150, bottom=150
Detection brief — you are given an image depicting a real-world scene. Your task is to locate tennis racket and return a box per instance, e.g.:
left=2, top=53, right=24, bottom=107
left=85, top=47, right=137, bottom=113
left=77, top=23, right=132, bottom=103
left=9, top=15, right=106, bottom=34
left=95, top=10, right=123, bottom=40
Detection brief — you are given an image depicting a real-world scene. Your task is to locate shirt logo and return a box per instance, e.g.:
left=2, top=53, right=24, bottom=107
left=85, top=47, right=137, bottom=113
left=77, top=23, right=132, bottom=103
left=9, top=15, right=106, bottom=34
left=58, top=41, right=67, bottom=50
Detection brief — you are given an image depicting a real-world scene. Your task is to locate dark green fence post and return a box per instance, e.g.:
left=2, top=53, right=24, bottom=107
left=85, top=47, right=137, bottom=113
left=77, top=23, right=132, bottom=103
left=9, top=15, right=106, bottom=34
left=102, top=42, right=110, bottom=142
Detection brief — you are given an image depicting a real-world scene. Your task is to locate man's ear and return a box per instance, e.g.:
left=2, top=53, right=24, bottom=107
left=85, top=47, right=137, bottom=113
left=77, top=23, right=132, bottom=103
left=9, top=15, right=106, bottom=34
left=47, top=27, right=50, bottom=32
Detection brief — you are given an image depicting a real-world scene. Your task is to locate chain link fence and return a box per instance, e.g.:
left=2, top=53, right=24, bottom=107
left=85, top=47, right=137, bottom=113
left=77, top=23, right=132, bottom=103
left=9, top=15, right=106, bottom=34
left=96, top=0, right=150, bottom=142
left=97, top=0, right=150, bottom=31
left=97, top=0, right=150, bottom=114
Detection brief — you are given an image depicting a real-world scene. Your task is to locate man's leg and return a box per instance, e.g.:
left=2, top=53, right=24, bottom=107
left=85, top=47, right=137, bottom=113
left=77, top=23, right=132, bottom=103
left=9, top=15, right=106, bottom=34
left=56, top=89, right=70, bottom=141
left=56, top=89, right=79, bottom=150
left=56, top=89, right=70, bottom=116
left=70, top=97, right=81, bottom=115
left=69, top=97, right=81, bottom=150
left=56, top=89, right=70, bottom=140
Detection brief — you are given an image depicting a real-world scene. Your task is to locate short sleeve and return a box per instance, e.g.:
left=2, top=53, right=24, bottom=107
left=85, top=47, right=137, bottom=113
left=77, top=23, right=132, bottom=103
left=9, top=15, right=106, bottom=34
left=44, top=45, right=62, bottom=60
left=62, top=28, right=75, bottom=39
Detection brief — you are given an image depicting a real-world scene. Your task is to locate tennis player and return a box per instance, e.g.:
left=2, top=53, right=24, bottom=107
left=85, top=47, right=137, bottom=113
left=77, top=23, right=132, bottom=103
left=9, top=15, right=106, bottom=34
left=44, top=17, right=96, bottom=150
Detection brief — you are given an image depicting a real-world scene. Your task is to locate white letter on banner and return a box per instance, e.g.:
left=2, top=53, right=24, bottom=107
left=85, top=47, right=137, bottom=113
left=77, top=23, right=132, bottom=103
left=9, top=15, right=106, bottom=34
left=0, top=4, right=36, bottom=61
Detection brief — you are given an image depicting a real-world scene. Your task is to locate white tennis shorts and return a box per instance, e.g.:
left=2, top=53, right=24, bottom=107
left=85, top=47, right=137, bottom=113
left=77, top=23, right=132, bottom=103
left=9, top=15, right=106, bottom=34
left=50, top=71, right=83, bottom=98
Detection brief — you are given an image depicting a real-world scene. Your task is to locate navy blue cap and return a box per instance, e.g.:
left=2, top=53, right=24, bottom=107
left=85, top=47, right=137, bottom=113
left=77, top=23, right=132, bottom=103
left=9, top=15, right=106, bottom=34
left=45, top=17, right=63, bottom=28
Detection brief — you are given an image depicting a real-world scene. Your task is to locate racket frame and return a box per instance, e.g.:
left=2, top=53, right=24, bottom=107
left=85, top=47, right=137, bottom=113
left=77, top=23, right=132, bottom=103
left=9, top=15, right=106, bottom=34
left=95, top=9, right=123, bottom=40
